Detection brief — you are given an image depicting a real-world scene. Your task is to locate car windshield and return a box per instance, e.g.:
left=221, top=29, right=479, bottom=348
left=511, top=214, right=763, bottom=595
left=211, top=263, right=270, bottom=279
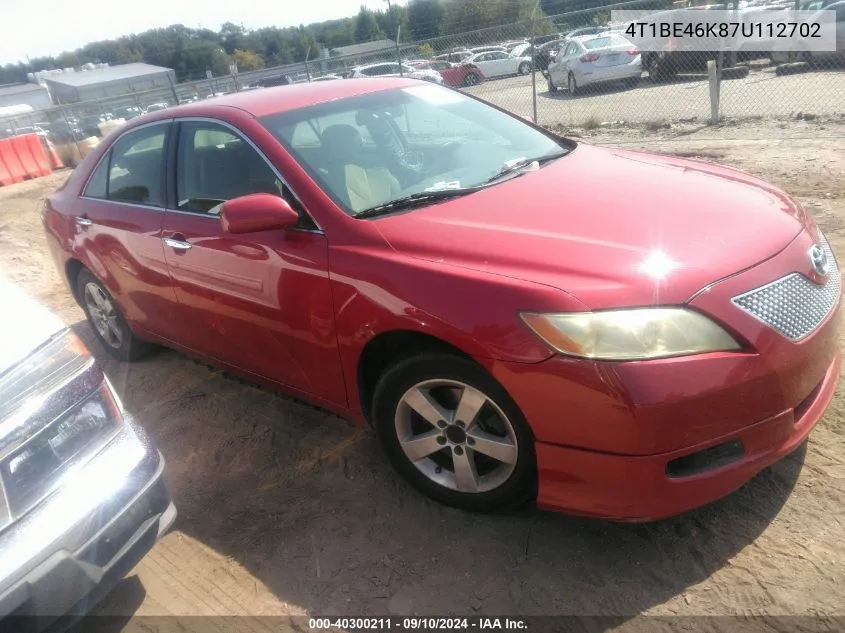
left=260, top=84, right=569, bottom=216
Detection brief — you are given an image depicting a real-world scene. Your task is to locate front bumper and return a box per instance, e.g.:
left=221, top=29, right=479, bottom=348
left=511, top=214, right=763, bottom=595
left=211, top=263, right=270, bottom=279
left=532, top=351, right=839, bottom=521
left=0, top=422, right=176, bottom=630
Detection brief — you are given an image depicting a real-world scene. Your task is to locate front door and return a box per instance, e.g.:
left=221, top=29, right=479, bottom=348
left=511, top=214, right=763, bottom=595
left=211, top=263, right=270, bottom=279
left=160, top=119, right=346, bottom=406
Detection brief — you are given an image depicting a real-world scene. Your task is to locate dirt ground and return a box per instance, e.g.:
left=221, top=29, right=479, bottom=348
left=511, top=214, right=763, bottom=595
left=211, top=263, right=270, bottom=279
left=1, top=119, right=843, bottom=627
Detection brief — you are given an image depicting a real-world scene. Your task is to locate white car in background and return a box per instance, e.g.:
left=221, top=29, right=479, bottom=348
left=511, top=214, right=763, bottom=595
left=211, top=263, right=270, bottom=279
left=351, top=62, right=443, bottom=84
left=547, top=33, right=642, bottom=94
left=465, top=50, right=534, bottom=78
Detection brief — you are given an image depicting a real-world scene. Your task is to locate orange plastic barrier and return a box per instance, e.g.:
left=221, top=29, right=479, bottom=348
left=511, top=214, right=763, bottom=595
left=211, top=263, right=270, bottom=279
left=0, top=138, right=26, bottom=184
left=0, top=151, right=14, bottom=186
left=0, top=134, right=56, bottom=186
left=10, top=134, right=48, bottom=178
left=23, top=134, right=51, bottom=177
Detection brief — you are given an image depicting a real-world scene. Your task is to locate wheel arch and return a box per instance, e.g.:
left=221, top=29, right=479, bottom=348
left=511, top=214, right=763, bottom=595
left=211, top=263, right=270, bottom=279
left=357, top=329, right=475, bottom=423
left=65, top=257, right=86, bottom=304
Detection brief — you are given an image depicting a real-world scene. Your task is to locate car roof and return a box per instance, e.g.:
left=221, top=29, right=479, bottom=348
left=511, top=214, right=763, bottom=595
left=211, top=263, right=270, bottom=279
left=135, top=77, right=420, bottom=120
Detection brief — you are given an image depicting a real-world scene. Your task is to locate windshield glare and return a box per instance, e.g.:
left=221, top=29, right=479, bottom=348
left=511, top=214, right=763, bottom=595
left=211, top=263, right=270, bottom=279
left=260, top=84, right=566, bottom=215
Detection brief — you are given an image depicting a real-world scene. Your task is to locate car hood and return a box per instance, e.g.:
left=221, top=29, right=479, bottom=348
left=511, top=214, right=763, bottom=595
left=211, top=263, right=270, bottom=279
left=374, top=144, right=810, bottom=309
left=0, top=277, right=65, bottom=378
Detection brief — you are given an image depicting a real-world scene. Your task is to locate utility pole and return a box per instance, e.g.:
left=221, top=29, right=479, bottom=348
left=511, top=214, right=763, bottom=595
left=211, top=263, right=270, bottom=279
left=385, top=0, right=402, bottom=74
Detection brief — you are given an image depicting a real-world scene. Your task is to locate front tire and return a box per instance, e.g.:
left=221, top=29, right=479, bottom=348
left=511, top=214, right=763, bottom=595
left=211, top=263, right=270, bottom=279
left=372, top=354, right=536, bottom=513
left=77, top=269, right=152, bottom=361
left=568, top=71, right=578, bottom=95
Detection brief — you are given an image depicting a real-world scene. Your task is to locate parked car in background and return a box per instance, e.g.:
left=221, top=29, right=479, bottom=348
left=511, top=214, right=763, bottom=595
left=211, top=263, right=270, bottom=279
left=408, top=60, right=485, bottom=86
left=47, top=119, right=83, bottom=143
left=79, top=114, right=109, bottom=137
left=433, top=50, right=473, bottom=63
left=466, top=50, right=534, bottom=78
left=42, top=78, right=842, bottom=522
left=770, top=0, right=845, bottom=63
left=0, top=276, right=175, bottom=630
left=144, top=102, right=170, bottom=113
left=255, top=74, right=293, bottom=88
left=11, top=125, right=49, bottom=138
left=563, top=26, right=610, bottom=39
left=547, top=33, right=642, bottom=94
left=535, top=38, right=567, bottom=72
left=114, top=106, right=144, bottom=120
left=468, top=45, right=509, bottom=55
left=509, top=43, right=535, bottom=58
left=532, top=32, right=566, bottom=46
left=312, top=74, right=343, bottom=81
left=503, top=39, right=529, bottom=52
left=637, top=6, right=739, bottom=80
left=352, top=62, right=443, bottom=83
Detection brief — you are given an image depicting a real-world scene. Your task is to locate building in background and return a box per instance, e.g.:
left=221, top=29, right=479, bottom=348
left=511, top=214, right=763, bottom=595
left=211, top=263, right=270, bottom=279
left=42, top=63, right=176, bottom=104
left=0, top=83, right=52, bottom=110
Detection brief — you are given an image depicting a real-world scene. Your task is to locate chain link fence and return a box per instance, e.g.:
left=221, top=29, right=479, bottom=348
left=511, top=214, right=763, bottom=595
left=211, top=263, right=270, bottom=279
left=2, top=0, right=843, bottom=151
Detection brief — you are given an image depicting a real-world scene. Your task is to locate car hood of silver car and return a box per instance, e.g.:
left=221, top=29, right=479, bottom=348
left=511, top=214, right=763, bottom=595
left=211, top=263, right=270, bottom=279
left=0, top=277, right=65, bottom=378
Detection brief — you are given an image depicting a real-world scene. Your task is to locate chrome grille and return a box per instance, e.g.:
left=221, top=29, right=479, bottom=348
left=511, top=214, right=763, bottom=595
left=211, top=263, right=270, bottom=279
left=732, top=234, right=840, bottom=341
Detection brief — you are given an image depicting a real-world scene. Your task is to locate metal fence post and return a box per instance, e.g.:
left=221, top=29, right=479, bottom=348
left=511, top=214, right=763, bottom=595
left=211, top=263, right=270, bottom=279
left=168, top=72, right=180, bottom=104
left=396, top=26, right=403, bottom=75
left=708, top=60, right=720, bottom=124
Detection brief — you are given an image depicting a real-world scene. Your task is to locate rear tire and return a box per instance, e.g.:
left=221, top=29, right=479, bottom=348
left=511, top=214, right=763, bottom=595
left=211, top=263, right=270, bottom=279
left=518, top=62, right=531, bottom=75
left=372, top=353, right=537, bottom=513
left=77, top=269, right=152, bottom=361
left=463, top=72, right=480, bottom=86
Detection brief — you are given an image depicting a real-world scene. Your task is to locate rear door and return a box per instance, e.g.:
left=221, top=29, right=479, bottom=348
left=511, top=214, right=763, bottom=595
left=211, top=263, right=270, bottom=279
left=159, top=118, right=345, bottom=405
left=74, top=121, right=181, bottom=340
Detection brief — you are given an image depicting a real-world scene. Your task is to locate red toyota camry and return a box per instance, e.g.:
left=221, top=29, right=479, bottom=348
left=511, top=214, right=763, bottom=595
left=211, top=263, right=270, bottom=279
left=42, top=79, right=840, bottom=521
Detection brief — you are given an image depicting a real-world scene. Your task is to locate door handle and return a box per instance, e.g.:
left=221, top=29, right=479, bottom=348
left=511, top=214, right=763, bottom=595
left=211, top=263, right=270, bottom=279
left=75, top=216, right=92, bottom=227
left=163, top=237, right=192, bottom=251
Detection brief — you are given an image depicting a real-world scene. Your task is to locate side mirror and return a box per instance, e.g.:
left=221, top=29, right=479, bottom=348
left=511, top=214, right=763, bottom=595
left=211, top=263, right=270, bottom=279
left=220, top=193, right=299, bottom=234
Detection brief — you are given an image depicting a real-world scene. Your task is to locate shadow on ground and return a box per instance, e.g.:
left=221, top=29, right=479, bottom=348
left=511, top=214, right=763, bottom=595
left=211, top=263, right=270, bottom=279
left=69, top=319, right=807, bottom=619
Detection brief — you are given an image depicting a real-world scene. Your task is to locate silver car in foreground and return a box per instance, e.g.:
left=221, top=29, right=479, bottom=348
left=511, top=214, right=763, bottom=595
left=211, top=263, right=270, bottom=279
left=547, top=33, right=643, bottom=94
left=0, top=277, right=175, bottom=630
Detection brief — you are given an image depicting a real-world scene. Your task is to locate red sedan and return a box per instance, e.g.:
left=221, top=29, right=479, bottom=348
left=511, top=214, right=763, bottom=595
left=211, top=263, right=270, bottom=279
left=42, top=79, right=840, bottom=521
left=409, top=60, right=485, bottom=86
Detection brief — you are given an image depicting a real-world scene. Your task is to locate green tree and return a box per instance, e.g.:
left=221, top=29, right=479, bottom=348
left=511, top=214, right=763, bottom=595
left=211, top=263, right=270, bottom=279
left=232, top=48, right=264, bottom=71
left=416, top=43, right=435, bottom=58
left=220, top=22, right=248, bottom=55
left=408, top=0, right=445, bottom=39
left=354, top=6, right=383, bottom=42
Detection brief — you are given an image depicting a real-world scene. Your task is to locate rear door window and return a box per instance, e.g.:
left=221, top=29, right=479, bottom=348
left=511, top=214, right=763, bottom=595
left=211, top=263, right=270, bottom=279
left=84, top=123, right=169, bottom=206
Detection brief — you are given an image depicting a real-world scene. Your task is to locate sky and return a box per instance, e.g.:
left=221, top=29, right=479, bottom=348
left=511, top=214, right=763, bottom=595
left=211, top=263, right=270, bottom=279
left=0, top=0, right=396, bottom=65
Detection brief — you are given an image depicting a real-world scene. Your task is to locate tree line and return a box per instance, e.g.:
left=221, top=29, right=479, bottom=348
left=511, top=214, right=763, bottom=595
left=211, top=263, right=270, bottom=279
left=0, top=0, right=654, bottom=85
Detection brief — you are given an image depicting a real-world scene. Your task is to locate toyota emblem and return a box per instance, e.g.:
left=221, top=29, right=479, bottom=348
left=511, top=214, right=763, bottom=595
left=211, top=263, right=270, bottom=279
left=809, top=243, right=830, bottom=279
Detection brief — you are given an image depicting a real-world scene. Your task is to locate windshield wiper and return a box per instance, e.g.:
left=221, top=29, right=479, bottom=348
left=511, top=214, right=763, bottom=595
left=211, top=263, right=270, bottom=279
left=482, top=151, right=569, bottom=186
left=353, top=150, right=570, bottom=219
left=353, top=187, right=482, bottom=219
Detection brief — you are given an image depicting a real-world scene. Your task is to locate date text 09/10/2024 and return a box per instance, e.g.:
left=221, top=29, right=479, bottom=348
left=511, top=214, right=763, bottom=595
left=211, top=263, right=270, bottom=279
left=308, top=618, right=529, bottom=630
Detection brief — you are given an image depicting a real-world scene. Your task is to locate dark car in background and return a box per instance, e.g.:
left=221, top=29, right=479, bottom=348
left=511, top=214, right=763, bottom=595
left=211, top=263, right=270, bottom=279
left=408, top=60, right=486, bottom=86
left=0, top=276, right=175, bottom=631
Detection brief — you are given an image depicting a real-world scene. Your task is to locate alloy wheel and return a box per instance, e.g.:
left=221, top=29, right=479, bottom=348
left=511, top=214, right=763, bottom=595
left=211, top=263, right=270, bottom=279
left=84, top=282, right=123, bottom=349
left=394, top=379, right=519, bottom=493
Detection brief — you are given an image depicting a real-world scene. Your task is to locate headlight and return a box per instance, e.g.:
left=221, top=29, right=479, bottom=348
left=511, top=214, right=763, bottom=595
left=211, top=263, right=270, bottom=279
left=520, top=308, right=741, bottom=361
left=0, top=331, right=122, bottom=521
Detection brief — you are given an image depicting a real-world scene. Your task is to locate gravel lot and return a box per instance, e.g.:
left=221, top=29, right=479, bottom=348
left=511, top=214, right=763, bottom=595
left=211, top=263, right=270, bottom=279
left=465, top=63, right=845, bottom=126
left=0, top=119, right=843, bottom=629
